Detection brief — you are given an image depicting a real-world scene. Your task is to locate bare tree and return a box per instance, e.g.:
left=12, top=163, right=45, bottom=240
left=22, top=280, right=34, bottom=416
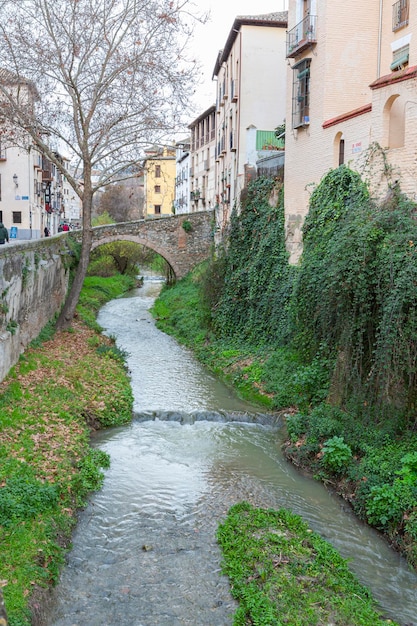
left=0, top=0, right=204, bottom=328
left=95, top=179, right=145, bottom=222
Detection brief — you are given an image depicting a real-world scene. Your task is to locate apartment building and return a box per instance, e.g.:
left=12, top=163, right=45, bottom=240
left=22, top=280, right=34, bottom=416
left=62, top=161, right=82, bottom=227
left=0, top=70, right=69, bottom=238
left=212, top=12, right=288, bottom=236
left=143, top=145, right=176, bottom=217
left=0, top=142, right=69, bottom=239
left=284, top=0, right=417, bottom=263
left=174, top=139, right=191, bottom=215
left=188, top=105, right=216, bottom=213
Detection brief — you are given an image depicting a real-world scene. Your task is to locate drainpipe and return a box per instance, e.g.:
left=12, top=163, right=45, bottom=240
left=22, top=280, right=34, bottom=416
left=377, top=0, right=383, bottom=77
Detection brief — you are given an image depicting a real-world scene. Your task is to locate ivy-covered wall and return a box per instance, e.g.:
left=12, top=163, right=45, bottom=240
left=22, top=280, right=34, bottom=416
left=213, top=167, right=417, bottom=426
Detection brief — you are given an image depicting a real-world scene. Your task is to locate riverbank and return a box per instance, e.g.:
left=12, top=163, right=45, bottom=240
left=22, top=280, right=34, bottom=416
left=0, top=275, right=135, bottom=626
left=0, top=267, right=410, bottom=625
left=150, top=173, right=417, bottom=582
left=151, top=267, right=413, bottom=625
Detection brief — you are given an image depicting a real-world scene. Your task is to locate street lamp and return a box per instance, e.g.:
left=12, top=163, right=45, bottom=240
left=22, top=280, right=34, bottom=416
left=13, top=173, right=18, bottom=187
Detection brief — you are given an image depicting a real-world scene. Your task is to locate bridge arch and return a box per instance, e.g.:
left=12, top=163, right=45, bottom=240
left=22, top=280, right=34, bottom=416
left=91, top=235, right=179, bottom=278
left=89, top=211, right=215, bottom=280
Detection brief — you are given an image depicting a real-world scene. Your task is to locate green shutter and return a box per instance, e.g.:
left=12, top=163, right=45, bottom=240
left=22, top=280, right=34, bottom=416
left=256, top=131, right=284, bottom=150
left=297, top=68, right=310, bottom=79
left=390, top=53, right=409, bottom=70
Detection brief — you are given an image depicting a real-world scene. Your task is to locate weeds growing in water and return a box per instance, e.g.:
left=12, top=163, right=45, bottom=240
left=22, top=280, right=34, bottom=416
left=217, top=502, right=398, bottom=625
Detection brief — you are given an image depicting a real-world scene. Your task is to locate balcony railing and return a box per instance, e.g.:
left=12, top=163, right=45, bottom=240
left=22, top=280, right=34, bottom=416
left=392, top=0, right=409, bottom=31
left=286, top=14, right=317, bottom=58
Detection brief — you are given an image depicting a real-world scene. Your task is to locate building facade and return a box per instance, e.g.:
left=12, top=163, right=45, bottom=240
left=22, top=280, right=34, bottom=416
left=212, top=12, right=288, bottom=236
left=0, top=143, right=69, bottom=239
left=174, top=139, right=191, bottom=215
left=188, top=105, right=216, bottom=213
left=143, top=145, right=176, bottom=217
left=284, top=0, right=417, bottom=263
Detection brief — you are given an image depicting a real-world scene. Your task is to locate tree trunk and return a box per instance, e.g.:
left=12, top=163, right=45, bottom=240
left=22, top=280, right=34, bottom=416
left=55, top=226, right=92, bottom=330
left=56, top=187, right=93, bottom=331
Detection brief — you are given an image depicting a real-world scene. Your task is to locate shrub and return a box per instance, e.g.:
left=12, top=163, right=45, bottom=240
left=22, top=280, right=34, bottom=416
left=366, top=481, right=415, bottom=531
left=0, top=469, right=58, bottom=527
left=321, top=436, right=352, bottom=474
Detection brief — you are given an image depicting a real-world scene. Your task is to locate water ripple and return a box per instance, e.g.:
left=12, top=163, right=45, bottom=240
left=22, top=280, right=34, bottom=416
left=43, top=280, right=417, bottom=626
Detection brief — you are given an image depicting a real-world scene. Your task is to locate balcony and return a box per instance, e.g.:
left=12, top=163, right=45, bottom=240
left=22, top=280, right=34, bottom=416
left=286, top=14, right=317, bottom=58
left=392, top=0, right=409, bottom=31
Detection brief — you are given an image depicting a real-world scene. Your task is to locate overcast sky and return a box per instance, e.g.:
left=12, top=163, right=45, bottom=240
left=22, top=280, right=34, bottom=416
left=188, top=0, right=289, bottom=113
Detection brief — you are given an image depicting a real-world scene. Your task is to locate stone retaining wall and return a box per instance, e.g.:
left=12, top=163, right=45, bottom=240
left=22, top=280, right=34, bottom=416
left=0, top=237, right=70, bottom=382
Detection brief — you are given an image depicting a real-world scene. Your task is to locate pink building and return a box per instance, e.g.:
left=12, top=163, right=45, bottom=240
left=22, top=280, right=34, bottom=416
left=284, top=0, right=417, bottom=262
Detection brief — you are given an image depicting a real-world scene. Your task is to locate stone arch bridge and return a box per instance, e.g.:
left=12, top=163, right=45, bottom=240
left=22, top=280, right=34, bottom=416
left=88, top=210, right=214, bottom=279
left=0, top=210, right=214, bottom=381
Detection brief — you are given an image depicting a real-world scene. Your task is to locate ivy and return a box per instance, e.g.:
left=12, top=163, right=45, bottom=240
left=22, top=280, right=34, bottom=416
left=293, top=167, right=417, bottom=424
left=214, top=178, right=293, bottom=345
left=213, top=167, right=417, bottom=425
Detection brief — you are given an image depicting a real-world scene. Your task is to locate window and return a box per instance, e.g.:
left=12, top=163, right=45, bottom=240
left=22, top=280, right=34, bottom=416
left=155, top=164, right=161, bottom=178
left=339, top=138, right=345, bottom=165
left=392, top=0, right=409, bottom=31
left=154, top=205, right=161, bottom=214
left=154, top=185, right=161, bottom=193
left=13, top=211, right=22, bottom=224
left=292, top=58, right=311, bottom=129
left=390, top=44, right=409, bottom=71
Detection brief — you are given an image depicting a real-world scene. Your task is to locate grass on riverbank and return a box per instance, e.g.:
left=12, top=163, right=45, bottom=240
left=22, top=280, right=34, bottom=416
left=152, top=267, right=406, bottom=626
left=218, top=502, right=397, bottom=625
left=0, top=274, right=135, bottom=626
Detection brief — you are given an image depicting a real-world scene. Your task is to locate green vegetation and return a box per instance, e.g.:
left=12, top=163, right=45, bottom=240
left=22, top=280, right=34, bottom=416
left=91, top=210, right=115, bottom=226
left=182, top=219, right=192, bottom=233
left=88, top=240, right=172, bottom=283
left=152, top=169, right=417, bottom=570
left=0, top=273, right=134, bottom=625
left=218, top=502, right=397, bottom=625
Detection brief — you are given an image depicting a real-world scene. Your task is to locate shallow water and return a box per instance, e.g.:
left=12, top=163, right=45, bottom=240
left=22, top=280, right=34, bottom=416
left=44, top=278, right=417, bottom=625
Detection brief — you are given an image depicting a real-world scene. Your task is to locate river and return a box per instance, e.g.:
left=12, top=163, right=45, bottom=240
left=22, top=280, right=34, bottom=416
left=44, top=276, right=417, bottom=626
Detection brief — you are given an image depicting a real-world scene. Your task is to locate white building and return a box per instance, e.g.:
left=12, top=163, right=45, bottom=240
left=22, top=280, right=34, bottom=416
left=174, top=139, right=191, bottom=214
left=62, top=161, right=82, bottom=227
left=188, top=105, right=216, bottom=213
left=0, top=141, right=52, bottom=240
left=212, top=12, right=288, bottom=236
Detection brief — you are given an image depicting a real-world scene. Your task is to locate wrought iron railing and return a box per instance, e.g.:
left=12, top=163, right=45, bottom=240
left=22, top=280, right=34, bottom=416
left=286, top=14, right=317, bottom=58
left=392, top=0, right=409, bottom=31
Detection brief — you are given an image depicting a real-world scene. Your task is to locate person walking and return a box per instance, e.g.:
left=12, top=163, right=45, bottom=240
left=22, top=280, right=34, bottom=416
left=44, top=226, right=50, bottom=237
left=0, top=222, right=9, bottom=244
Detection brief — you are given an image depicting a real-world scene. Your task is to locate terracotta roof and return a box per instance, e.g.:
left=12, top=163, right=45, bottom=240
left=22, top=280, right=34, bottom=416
left=322, top=104, right=372, bottom=129
left=188, top=104, right=216, bottom=128
left=235, top=11, right=288, bottom=22
left=0, top=67, right=39, bottom=99
left=369, top=65, right=417, bottom=89
left=213, top=11, right=288, bottom=78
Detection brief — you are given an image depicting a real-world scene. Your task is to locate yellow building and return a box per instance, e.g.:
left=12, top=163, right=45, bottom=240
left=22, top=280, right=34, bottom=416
left=284, top=0, right=417, bottom=263
left=143, top=145, right=176, bottom=217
